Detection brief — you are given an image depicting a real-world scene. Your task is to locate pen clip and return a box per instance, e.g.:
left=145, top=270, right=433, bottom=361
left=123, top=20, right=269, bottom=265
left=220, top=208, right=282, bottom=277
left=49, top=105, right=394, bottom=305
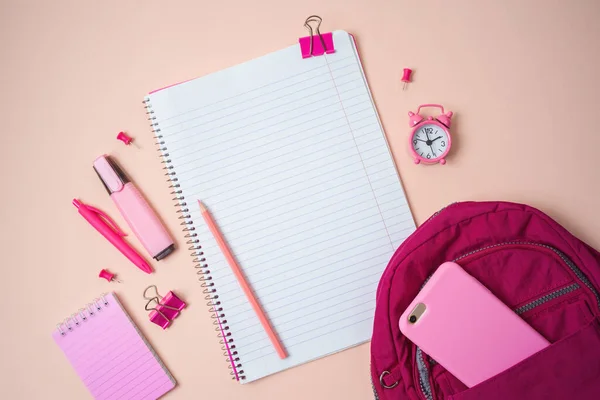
left=86, top=205, right=128, bottom=237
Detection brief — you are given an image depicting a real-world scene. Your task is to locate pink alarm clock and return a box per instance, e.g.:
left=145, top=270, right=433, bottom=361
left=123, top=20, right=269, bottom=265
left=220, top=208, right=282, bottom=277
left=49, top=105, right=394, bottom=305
left=408, top=104, right=453, bottom=165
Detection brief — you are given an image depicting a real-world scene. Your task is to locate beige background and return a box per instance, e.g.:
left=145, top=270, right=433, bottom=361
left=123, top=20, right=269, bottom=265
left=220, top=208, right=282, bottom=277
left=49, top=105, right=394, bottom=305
left=2, top=0, right=600, bottom=398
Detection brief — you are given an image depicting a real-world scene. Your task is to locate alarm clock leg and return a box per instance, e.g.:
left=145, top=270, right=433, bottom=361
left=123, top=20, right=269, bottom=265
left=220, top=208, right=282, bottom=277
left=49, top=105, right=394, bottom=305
left=414, top=158, right=421, bottom=164
left=440, top=159, right=446, bottom=165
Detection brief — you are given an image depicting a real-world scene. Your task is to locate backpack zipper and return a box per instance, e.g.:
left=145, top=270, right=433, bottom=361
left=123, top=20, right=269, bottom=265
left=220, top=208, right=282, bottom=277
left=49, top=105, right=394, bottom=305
left=453, top=242, right=600, bottom=309
left=371, top=374, right=380, bottom=400
left=514, top=283, right=580, bottom=314
left=416, top=347, right=434, bottom=400
left=412, top=241, right=600, bottom=400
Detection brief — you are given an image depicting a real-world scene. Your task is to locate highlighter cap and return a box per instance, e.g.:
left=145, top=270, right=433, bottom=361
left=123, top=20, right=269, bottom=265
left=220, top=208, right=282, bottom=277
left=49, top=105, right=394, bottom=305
left=93, top=155, right=130, bottom=194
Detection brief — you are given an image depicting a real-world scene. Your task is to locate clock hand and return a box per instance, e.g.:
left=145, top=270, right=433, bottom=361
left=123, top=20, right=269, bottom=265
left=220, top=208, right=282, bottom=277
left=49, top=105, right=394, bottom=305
left=429, top=144, right=436, bottom=158
left=431, top=136, right=443, bottom=142
left=415, top=139, right=427, bottom=142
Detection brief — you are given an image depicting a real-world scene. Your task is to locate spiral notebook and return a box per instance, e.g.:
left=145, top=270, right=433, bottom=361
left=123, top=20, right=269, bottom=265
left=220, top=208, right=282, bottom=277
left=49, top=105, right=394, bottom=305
left=145, top=30, right=416, bottom=382
left=53, top=293, right=176, bottom=399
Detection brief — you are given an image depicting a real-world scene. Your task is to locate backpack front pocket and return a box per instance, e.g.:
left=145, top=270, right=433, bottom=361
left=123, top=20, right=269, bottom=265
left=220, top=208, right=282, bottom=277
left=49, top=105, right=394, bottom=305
left=448, top=318, right=600, bottom=400
left=414, top=242, right=600, bottom=400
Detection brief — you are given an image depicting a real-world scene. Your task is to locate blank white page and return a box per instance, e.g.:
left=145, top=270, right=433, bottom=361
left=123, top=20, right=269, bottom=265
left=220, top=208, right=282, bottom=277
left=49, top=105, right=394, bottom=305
left=146, top=30, right=415, bottom=382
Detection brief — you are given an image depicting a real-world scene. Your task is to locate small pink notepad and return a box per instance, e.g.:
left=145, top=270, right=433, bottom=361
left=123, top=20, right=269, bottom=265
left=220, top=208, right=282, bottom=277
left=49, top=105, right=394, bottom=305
left=53, top=292, right=176, bottom=399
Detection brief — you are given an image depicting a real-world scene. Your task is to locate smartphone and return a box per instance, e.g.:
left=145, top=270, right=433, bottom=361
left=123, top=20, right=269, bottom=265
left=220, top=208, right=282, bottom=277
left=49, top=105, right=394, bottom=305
left=399, top=262, right=550, bottom=387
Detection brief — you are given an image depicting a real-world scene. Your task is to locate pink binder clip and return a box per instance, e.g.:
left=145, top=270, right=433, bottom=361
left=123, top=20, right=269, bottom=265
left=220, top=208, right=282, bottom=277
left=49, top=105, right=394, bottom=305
left=299, top=15, right=335, bottom=59
left=144, top=285, right=186, bottom=329
left=146, top=300, right=176, bottom=329
left=162, top=291, right=186, bottom=316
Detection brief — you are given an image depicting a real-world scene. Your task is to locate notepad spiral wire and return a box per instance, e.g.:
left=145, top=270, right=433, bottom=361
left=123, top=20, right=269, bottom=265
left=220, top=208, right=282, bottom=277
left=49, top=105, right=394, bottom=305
left=55, top=294, right=110, bottom=336
left=143, top=98, right=244, bottom=380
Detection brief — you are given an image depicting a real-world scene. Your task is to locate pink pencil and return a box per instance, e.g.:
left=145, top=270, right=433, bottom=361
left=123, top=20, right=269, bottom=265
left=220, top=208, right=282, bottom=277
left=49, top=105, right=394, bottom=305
left=199, top=201, right=287, bottom=359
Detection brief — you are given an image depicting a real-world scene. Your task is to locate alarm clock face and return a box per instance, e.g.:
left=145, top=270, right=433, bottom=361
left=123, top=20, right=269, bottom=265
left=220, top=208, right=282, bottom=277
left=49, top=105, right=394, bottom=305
left=411, top=123, right=450, bottom=161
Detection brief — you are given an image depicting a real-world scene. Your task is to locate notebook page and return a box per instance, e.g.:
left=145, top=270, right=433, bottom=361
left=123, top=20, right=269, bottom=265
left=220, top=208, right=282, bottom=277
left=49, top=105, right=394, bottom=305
left=148, top=30, right=415, bottom=382
left=53, top=293, right=176, bottom=399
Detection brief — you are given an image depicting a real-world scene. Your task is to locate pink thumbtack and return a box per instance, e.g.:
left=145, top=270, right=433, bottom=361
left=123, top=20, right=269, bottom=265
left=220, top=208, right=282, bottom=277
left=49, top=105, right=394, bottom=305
left=116, top=131, right=139, bottom=148
left=99, top=269, right=122, bottom=283
left=401, top=68, right=413, bottom=90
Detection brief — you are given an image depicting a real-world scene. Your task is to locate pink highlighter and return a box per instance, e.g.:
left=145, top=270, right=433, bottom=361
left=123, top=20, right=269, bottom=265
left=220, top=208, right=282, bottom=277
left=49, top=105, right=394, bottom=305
left=93, top=155, right=175, bottom=261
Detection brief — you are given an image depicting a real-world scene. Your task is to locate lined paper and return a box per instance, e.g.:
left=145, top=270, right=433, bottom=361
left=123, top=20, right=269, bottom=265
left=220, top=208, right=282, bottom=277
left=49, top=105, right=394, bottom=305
left=53, top=293, right=176, bottom=399
left=147, top=30, right=415, bottom=382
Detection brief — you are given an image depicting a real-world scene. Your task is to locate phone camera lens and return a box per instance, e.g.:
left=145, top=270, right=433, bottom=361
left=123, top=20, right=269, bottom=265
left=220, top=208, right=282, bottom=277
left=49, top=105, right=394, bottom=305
left=409, top=315, right=417, bottom=323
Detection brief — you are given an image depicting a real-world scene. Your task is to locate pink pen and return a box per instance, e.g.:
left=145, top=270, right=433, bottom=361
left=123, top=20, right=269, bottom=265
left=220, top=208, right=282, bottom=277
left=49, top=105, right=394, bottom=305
left=73, top=199, right=153, bottom=274
left=93, top=155, right=175, bottom=261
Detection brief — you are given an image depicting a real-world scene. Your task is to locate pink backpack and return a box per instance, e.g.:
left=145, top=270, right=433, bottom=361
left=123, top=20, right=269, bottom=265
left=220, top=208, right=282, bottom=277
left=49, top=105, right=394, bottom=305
left=370, top=201, right=600, bottom=400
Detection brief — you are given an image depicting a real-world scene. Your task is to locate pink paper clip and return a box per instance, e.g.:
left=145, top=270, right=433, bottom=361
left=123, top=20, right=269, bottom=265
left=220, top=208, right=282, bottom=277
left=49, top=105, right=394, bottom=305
left=299, top=15, right=335, bottom=59
left=144, top=285, right=186, bottom=329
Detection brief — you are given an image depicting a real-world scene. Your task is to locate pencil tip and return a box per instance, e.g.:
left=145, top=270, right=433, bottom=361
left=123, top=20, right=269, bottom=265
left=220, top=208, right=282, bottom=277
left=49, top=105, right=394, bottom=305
left=198, top=200, right=206, bottom=212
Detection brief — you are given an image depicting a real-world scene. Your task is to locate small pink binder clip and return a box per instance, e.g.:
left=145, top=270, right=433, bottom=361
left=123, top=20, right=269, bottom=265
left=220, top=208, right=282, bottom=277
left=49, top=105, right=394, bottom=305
left=147, top=302, right=175, bottom=329
left=144, top=285, right=186, bottom=329
left=299, top=15, right=335, bottom=58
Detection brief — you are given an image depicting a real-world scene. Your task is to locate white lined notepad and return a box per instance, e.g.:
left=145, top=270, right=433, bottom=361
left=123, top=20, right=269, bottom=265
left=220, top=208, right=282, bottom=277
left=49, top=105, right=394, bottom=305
left=145, top=30, right=415, bottom=382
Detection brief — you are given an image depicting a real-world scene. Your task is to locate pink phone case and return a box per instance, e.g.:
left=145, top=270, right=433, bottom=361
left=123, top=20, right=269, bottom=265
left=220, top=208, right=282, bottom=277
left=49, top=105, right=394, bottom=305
left=399, top=262, right=550, bottom=387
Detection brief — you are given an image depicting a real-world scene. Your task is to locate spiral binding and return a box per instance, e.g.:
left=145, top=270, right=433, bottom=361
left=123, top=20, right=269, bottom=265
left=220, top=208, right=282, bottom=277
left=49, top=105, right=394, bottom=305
left=143, top=97, right=244, bottom=380
left=56, top=294, right=110, bottom=336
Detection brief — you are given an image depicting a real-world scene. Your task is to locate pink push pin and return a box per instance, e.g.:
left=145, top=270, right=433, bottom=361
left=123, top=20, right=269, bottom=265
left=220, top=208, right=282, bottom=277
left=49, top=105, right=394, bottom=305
left=99, top=269, right=122, bottom=283
left=116, top=131, right=139, bottom=148
left=401, top=68, right=413, bottom=90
